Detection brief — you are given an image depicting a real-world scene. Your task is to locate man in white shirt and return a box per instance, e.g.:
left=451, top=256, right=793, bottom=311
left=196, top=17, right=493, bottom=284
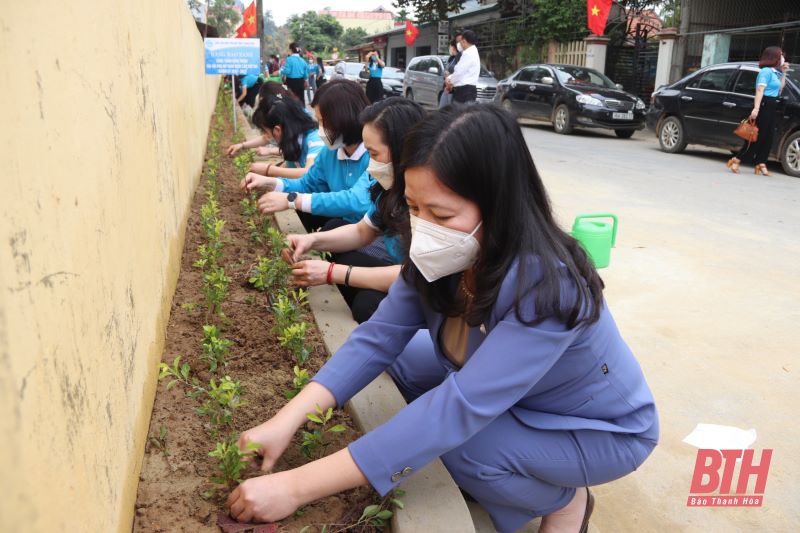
left=446, top=30, right=480, bottom=103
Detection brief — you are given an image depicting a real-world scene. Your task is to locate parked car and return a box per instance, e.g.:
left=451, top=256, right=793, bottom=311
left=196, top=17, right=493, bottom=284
left=358, top=66, right=405, bottom=98
left=403, top=55, right=498, bottom=108
left=495, top=64, right=647, bottom=138
left=647, top=61, right=800, bottom=176
left=332, top=61, right=365, bottom=83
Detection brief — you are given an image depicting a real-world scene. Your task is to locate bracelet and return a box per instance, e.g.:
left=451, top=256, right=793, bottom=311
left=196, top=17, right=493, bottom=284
left=344, top=265, right=353, bottom=287
left=266, top=163, right=272, bottom=176
left=326, top=262, right=336, bottom=285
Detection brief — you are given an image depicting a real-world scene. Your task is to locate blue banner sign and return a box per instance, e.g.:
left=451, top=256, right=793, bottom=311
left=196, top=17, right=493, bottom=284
left=205, top=38, right=261, bottom=76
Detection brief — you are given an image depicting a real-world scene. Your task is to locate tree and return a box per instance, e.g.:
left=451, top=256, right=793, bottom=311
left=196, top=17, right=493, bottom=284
left=207, top=0, right=240, bottom=37
left=286, top=11, right=344, bottom=54
left=342, top=27, right=369, bottom=48
left=392, top=0, right=462, bottom=22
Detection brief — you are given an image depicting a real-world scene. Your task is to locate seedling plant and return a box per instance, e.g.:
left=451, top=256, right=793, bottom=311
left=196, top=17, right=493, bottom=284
left=300, top=404, right=346, bottom=459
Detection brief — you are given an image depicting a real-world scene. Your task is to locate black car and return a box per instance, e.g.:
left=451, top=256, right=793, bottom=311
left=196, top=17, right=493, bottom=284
left=646, top=62, right=800, bottom=177
left=495, top=64, right=647, bottom=138
left=358, top=66, right=405, bottom=98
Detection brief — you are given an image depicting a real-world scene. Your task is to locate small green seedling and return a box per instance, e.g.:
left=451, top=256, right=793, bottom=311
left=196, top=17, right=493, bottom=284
left=197, top=376, right=247, bottom=428
left=203, top=266, right=230, bottom=320
left=148, top=425, right=169, bottom=456
left=271, top=289, right=309, bottom=333
left=158, top=356, right=205, bottom=398
left=201, top=324, right=233, bottom=372
left=279, top=322, right=311, bottom=365
left=244, top=294, right=256, bottom=305
left=208, top=433, right=259, bottom=488
left=240, top=195, right=258, bottom=218
left=285, top=365, right=310, bottom=399
left=300, top=404, right=346, bottom=459
left=248, top=255, right=290, bottom=292
left=264, top=226, right=288, bottom=255
left=181, top=302, right=198, bottom=314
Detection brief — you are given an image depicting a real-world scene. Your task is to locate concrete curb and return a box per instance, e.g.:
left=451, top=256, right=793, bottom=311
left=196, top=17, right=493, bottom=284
left=237, top=108, right=475, bottom=532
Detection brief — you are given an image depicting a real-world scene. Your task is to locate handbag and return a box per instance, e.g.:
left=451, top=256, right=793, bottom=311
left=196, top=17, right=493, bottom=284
left=734, top=118, right=759, bottom=143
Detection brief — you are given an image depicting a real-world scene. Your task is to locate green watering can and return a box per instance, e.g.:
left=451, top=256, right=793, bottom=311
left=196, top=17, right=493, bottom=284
left=571, top=213, right=618, bottom=269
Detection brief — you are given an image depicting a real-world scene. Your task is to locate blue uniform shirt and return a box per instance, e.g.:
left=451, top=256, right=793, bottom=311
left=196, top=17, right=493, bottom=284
left=278, top=144, right=373, bottom=222
left=364, top=197, right=404, bottom=264
left=756, top=67, right=782, bottom=97
left=368, top=58, right=384, bottom=78
left=281, top=54, right=309, bottom=80
left=284, top=128, right=326, bottom=169
left=239, top=74, right=259, bottom=88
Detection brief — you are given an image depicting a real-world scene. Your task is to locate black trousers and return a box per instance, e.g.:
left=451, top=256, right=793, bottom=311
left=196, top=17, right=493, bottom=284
left=320, top=219, right=392, bottom=324
left=737, top=96, right=777, bottom=166
left=453, top=85, right=477, bottom=103
left=366, top=77, right=383, bottom=104
left=285, top=77, right=305, bottom=102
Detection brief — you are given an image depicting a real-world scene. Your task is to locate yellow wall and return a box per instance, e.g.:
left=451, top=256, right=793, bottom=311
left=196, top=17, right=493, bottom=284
left=0, top=2, right=219, bottom=531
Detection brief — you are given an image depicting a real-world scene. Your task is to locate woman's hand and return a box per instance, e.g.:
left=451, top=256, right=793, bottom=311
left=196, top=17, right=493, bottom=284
left=237, top=418, right=295, bottom=472
left=256, top=146, right=280, bottom=157
left=226, top=471, right=300, bottom=524
left=258, top=192, right=290, bottom=214
left=291, top=260, right=331, bottom=287
left=227, top=143, right=244, bottom=156
left=749, top=108, right=759, bottom=121
left=286, top=233, right=316, bottom=262
left=240, top=173, right=278, bottom=192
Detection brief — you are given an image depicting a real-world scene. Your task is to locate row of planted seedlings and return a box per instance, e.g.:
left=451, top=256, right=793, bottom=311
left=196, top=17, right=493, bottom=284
left=154, top=87, right=401, bottom=532
left=158, top=88, right=254, bottom=497
left=232, top=118, right=405, bottom=531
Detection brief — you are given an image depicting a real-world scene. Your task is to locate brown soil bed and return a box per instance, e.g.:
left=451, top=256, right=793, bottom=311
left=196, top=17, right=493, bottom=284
left=134, top=99, right=374, bottom=532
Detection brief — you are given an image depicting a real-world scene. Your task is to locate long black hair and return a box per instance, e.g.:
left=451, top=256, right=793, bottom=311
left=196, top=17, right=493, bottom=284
left=359, top=97, right=426, bottom=253
left=258, top=99, right=318, bottom=163
left=401, top=105, right=604, bottom=328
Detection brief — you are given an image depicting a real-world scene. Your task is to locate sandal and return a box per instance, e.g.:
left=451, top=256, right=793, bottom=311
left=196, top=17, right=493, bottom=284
left=754, top=163, right=770, bottom=176
left=579, top=488, right=595, bottom=533
left=726, top=157, right=741, bottom=174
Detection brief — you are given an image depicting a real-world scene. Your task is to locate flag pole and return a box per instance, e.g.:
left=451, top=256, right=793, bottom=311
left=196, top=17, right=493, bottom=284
left=231, top=75, right=237, bottom=131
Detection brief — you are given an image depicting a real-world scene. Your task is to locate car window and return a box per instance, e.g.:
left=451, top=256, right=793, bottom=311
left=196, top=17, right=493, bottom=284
left=687, top=69, right=736, bottom=91
left=531, top=67, right=552, bottom=83
left=517, top=68, right=534, bottom=82
left=553, top=66, right=615, bottom=88
left=732, top=70, right=758, bottom=96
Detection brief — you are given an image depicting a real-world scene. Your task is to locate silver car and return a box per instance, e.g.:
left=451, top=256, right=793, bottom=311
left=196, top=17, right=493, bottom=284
left=403, top=55, right=498, bottom=107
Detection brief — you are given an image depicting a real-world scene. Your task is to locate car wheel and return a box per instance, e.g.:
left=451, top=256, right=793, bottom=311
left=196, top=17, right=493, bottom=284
left=406, top=89, right=414, bottom=101
left=780, top=130, right=800, bottom=177
left=553, top=104, right=573, bottom=134
left=615, top=129, right=635, bottom=139
left=657, top=116, right=687, bottom=153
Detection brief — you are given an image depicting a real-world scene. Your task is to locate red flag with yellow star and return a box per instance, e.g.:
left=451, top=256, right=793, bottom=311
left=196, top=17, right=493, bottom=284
left=587, top=0, right=612, bottom=36
left=404, top=20, right=419, bottom=46
left=235, top=1, right=257, bottom=38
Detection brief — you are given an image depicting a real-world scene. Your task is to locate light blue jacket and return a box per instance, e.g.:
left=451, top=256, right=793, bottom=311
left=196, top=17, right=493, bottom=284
left=280, top=144, right=372, bottom=222
left=281, top=54, right=309, bottom=80
left=313, top=258, right=658, bottom=495
left=283, top=128, right=326, bottom=169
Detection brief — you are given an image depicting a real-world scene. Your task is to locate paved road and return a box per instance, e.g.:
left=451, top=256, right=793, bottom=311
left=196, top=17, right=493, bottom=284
left=516, top=124, right=799, bottom=532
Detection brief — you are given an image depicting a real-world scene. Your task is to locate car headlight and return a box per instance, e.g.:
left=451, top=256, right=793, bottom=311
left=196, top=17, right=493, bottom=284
left=635, top=98, right=646, bottom=110
left=576, top=94, right=603, bottom=106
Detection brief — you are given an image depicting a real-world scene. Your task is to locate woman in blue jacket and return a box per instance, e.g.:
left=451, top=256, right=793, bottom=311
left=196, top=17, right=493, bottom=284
left=280, top=42, right=309, bottom=102
left=244, top=80, right=373, bottom=232
left=228, top=105, right=659, bottom=533
left=287, top=97, right=426, bottom=323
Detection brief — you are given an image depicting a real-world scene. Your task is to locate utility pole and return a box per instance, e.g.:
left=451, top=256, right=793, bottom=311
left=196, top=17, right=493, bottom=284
left=672, top=0, right=691, bottom=83
left=256, top=0, right=266, bottom=66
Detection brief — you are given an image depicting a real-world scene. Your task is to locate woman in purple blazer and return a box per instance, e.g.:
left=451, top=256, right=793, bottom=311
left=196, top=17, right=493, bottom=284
left=227, top=105, right=659, bottom=533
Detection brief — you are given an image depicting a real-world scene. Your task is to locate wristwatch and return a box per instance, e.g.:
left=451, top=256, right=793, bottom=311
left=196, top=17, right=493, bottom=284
left=286, top=192, right=298, bottom=210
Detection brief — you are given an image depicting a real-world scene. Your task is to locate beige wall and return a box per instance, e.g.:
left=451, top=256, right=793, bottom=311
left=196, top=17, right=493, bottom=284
left=0, top=2, right=219, bottom=531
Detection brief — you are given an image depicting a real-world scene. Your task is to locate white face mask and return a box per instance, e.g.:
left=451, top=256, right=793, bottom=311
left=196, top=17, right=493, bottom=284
left=457, top=42, right=464, bottom=53
left=367, top=159, right=394, bottom=189
left=780, top=55, right=785, bottom=66
left=319, top=127, right=344, bottom=150
left=409, top=214, right=482, bottom=282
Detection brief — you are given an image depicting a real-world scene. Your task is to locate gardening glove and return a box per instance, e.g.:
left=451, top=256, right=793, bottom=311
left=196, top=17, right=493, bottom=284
left=290, top=260, right=330, bottom=287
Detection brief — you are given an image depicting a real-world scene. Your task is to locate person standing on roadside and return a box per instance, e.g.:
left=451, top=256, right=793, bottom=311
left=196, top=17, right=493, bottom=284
left=446, top=30, right=480, bottom=104
left=440, top=39, right=461, bottom=108
left=727, top=46, right=789, bottom=176
left=365, top=50, right=386, bottom=104
left=307, top=56, right=320, bottom=103
left=281, top=43, right=309, bottom=102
